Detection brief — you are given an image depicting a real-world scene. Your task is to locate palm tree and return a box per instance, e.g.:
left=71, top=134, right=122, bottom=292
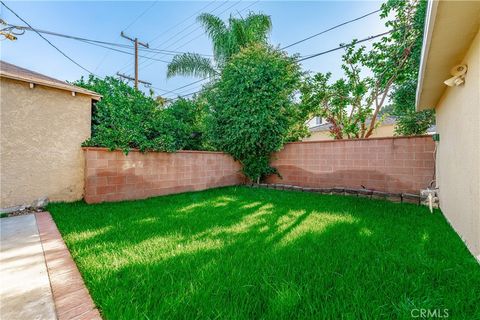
left=167, top=12, right=272, bottom=78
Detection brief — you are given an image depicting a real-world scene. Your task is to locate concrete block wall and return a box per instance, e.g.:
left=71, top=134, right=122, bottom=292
left=83, top=148, right=244, bottom=203
left=267, top=136, right=435, bottom=194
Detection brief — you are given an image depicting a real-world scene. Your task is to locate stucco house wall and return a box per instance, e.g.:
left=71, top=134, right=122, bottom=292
left=416, top=0, right=480, bottom=259
left=434, top=30, right=480, bottom=257
left=1, top=78, right=92, bottom=209
left=302, top=131, right=332, bottom=141
left=303, top=124, right=396, bottom=142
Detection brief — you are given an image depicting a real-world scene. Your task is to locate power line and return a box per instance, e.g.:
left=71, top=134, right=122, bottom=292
left=148, top=0, right=219, bottom=45
left=3, top=2, right=389, bottom=99
left=149, top=1, right=228, bottom=49
left=281, top=8, right=381, bottom=50
left=0, top=1, right=96, bottom=75
left=169, top=30, right=394, bottom=101
left=96, top=0, right=160, bottom=74
left=5, top=24, right=213, bottom=56
left=160, top=5, right=374, bottom=91
left=140, top=0, right=253, bottom=71
left=136, top=0, right=244, bottom=71
left=175, top=83, right=205, bottom=96
left=77, top=39, right=171, bottom=63
left=162, top=77, right=210, bottom=96
left=134, top=1, right=257, bottom=97
left=123, top=0, right=159, bottom=32
left=132, top=1, right=233, bottom=72
left=149, top=0, right=245, bottom=58
left=297, top=30, right=393, bottom=62
left=118, top=0, right=223, bottom=73
left=176, top=89, right=203, bottom=99
left=157, top=1, right=259, bottom=99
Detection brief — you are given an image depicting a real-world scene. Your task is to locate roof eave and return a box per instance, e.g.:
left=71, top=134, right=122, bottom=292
left=416, top=0, right=439, bottom=111
left=415, top=0, right=480, bottom=111
left=1, top=72, right=102, bottom=100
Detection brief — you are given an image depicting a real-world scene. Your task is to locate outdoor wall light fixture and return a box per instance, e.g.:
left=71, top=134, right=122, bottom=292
left=443, top=64, right=467, bottom=87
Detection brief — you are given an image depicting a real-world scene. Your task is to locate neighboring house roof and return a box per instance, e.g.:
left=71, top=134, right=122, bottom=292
left=310, top=116, right=397, bottom=133
left=0, top=60, right=101, bottom=100
left=416, top=0, right=480, bottom=110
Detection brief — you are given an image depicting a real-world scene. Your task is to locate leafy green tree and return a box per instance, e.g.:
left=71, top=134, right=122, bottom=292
left=300, top=0, right=433, bottom=139
left=391, top=79, right=434, bottom=135
left=387, top=0, right=435, bottom=135
left=284, top=100, right=316, bottom=142
left=378, top=104, right=394, bottom=117
left=207, top=44, right=302, bottom=182
left=162, top=98, right=209, bottom=150
left=300, top=45, right=381, bottom=139
left=167, top=12, right=272, bottom=78
left=75, top=76, right=203, bottom=153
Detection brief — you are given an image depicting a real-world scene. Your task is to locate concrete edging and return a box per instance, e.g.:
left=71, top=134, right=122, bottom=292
left=35, top=212, right=102, bottom=320
left=249, top=183, right=426, bottom=205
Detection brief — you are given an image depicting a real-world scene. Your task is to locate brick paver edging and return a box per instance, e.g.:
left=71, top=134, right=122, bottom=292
left=35, top=212, right=102, bottom=320
left=249, top=183, right=432, bottom=205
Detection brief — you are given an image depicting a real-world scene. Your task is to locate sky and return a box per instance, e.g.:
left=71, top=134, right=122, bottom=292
left=1, top=1, right=387, bottom=99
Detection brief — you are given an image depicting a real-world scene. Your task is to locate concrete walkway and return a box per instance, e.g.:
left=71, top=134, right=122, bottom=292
left=0, top=213, right=101, bottom=320
left=0, top=215, right=57, bottom=319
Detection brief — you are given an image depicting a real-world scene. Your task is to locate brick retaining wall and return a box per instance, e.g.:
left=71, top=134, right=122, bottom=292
left=83, top=148, right=243, bottom=204
left=266, top=136, right=435, bottom=194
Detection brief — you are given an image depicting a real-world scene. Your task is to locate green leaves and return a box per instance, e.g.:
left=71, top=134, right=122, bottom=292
left=387, top=0, right=435, bottom=135
left=167, top=12, right=272, bottom=79
left=167, top=53, right=217, bottom=79
left=300, top=0, right=433, bottom=139
left=207, top=44, right=302, bottom=182
left=76, top=76, right=205, bottom=153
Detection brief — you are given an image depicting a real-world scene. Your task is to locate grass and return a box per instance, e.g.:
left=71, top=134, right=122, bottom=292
left=48, top=186, right=480, bottom=320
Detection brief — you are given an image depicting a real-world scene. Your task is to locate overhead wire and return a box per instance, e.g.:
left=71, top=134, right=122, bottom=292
left=119, top=0, right=223, bottom=72
left=123, top=0, right=159, bottom=32
left=0, top=1, right=97, bottom=76
left=95, top=0, right=160, bottom=73
left=166, top=6, right=383, bottom=100
left=297, top=30, right=392, bottom=62
left=140, top=0, right=250, bottom=71
left=148, top=0, right=219, bottom=45
left=154, top=77, right=208, bottom=96
left=148, top=1, right=259, bottom=98
left=168, top=29, right=393, bottom=101
left=76, top=39, right=171, bottom=63
left=280, top=8, right=381, bottom=50
left=4, top=24, right=213, bottom=56
left=2, top=2, right=387, bottom=99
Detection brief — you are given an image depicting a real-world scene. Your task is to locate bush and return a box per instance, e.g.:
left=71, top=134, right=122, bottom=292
left=75, top=76, right=204, bottom=153
left=391, top=79, right=435, bottom=136
left=207, top=44, right=302, bottom=182
left=389, top=0, right=436, bottom=135
left=160, top=98, right=209, bottom=151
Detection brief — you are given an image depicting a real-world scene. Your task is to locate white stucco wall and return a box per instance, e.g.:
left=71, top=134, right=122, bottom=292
left=435, top=30, right=480, bottom=258
left=303, top=124, right=396, bottom=141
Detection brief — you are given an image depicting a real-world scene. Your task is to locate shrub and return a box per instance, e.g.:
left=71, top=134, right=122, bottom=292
left=207, top=44, right=302, bottom=182
left=392, top=79, right=435, bottom=136
left=75, top=76, right=204, bottom=153
left=160, top=98, right=209, bottom=151
left=389, top=0, right=436, bottom=135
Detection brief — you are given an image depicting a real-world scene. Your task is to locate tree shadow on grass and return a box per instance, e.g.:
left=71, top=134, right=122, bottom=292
left=49, top=187, right=480, bottom=320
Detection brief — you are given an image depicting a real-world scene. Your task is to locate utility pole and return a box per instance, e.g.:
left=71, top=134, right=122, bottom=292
left=119, top=31, right=149, bottom=89
left=116, top=72, right=152, bottom=86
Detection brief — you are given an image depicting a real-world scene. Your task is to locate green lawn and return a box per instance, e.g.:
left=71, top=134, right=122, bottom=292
left=48, top=186, right=480, bottom=319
